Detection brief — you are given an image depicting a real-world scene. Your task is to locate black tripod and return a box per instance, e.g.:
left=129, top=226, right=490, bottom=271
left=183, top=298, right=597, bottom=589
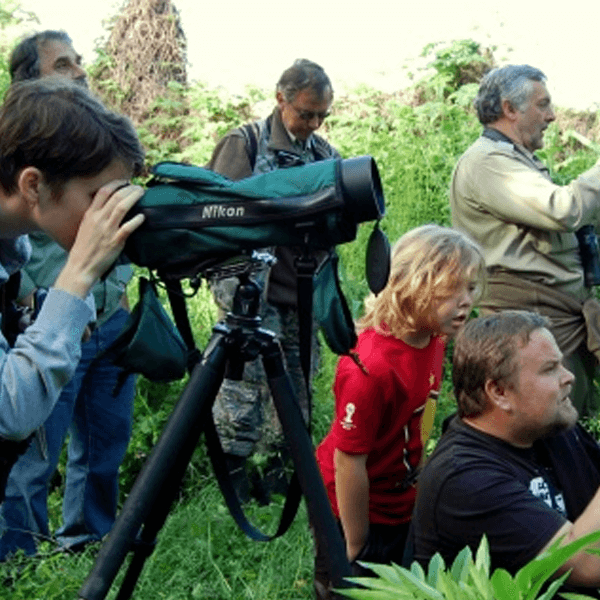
left=77, top=265, right=353, bottom=600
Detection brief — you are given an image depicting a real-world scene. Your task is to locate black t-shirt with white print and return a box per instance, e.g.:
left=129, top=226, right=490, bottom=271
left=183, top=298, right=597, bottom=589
left=413, top=417, right=599, bottom=575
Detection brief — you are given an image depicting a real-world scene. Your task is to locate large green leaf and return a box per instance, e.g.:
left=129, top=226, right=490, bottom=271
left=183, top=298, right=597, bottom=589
left=426, top=553, right=446, bottom=589
left=490, top=568, right=518, bottom=600
left=437, top=573, right=478, bottom=600
left=357, top=562, right=406, bottom=585
left=474, top=535, right=491, bottom=578
left=336, top=569, right=442, bottom=599
left=410, top=560, right=427, bottom=581
left=468, top=564, right=494, bottom=600
left=517, top=529, right=600, bottom=599
left=534, top=571, right=570, bottom=600
left=469, top=537, right=494, bottom=600
left=334, top=589, right=415, bottom=600
left=450, top=545, right=473, bottom=583
left=395, top=567, right=445, bottom=599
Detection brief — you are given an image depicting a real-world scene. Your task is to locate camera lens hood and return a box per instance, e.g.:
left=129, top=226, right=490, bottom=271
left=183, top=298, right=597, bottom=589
left=339, top=156, right=385, bottom=224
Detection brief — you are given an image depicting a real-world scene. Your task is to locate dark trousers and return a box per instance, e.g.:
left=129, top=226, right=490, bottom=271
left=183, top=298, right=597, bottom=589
left=314, top=520, right=410, bottom=600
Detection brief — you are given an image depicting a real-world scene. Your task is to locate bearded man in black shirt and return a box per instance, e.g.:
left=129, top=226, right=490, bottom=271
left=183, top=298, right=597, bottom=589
left=413, top=310, right=600, bottom=594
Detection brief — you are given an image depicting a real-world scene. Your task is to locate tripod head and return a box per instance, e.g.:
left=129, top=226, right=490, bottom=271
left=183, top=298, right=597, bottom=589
left=201, top=250, right=277, bottom=284
left=213, top=262, right=280, bottom=382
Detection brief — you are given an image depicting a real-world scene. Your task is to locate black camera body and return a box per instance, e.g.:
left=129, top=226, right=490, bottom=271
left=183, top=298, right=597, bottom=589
left=576, top=225, right=600, bottom=287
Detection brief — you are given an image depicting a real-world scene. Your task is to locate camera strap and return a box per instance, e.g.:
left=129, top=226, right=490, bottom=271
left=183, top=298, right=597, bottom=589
left=161, top=276, right=202, bottom=370
left=158, top=271, right=304, bottom=541
left=296, top=252, right=318, bottom=426
left=204, top=415, right=302, bottom=541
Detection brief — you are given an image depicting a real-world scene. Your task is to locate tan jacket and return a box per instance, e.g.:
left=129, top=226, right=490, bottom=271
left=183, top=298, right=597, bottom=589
left=451, top=132, right=600, bottom=302
left=480, top=271, right=600, bottom=363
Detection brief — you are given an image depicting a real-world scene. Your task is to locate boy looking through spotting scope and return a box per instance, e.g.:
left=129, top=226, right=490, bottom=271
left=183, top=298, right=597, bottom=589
left=314, top=224, right=485, bottom=599
left=0, top=78, right=145, bottom=514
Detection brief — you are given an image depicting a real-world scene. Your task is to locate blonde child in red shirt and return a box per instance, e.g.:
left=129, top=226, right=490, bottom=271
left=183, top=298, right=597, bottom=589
left=314, top=224, right=485, bottom=599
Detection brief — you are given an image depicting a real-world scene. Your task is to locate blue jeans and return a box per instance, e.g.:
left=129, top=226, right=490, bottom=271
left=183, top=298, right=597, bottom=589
left=0, top=308, right=135, bottom=559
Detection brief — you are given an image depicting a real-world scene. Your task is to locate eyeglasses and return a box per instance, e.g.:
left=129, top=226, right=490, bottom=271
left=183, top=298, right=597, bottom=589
left=290, top=105, right=330, bottom=122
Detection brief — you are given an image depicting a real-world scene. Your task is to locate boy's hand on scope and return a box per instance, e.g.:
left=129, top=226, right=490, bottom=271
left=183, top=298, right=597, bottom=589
left=54, top=181, right=145, bottom=299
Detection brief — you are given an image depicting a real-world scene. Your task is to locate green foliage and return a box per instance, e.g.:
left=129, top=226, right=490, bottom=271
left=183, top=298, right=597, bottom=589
left=0, top=47, right=9, bottom=99
left=336, top=533, right=600, bottom=600
left=1, top=485, right=316, bottom=600
left=0, top=549, right=91, bottom=599
left=538, top=123, right=600, bottom=185
left=418, top=40, right=495, bottom=100
left=88, top=49, right=131, bottom=109
left=0, top=0, right=37, bottom=29
left=0, top=2, right=17, bottom=28
left=0, top=0, right=38, bottom=98
left=135, top=81, right=189, bottom=166
left=330, top=86, right=481, bottom=307
left=179, top=83, right=263, bottom=165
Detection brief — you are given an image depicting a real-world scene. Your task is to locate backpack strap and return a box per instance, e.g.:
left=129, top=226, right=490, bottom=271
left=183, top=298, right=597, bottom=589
left=240, top=122, right=259, bottom=172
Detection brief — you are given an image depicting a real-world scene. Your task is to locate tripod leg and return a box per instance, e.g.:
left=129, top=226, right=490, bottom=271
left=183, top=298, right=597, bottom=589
left=261, top=339, right=353, bottom=593
left=113, top=423, right=202, bottom=600
left=78, top=333, right=229, bottom=600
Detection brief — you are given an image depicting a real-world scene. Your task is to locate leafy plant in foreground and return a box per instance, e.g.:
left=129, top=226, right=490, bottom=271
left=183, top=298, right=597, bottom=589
left=336, top=531, right=600, bottom=600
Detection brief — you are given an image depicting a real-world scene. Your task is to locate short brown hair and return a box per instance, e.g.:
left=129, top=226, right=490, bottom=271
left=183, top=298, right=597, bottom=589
left=358, top=224, right=485, bottom=340
left=453, top=311, right=550, bottom=418
left=0, top=78, right=144, bottom=194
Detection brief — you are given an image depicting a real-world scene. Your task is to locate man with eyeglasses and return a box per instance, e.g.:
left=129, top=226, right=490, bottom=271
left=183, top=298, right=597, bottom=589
left=207, top=58, right=339, bottom=505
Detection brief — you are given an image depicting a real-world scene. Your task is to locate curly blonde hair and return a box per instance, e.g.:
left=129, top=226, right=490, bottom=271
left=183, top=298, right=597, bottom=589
left=358, top=225, right=485, bottom=339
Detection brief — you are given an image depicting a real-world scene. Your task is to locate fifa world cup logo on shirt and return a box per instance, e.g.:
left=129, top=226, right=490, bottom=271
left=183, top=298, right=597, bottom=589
left=341, top=402, right=356, bottom=430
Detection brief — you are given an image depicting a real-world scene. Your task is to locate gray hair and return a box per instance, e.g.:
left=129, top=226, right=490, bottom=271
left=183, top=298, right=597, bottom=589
left=474, top=65, right=547, bottom=125
left=276, top=59, right=332, bottom=102
left=453, top=311, right=550, bottom=418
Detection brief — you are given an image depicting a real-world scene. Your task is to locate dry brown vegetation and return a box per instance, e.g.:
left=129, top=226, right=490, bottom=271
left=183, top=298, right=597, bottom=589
left=91, top=0, right=187, bottom=125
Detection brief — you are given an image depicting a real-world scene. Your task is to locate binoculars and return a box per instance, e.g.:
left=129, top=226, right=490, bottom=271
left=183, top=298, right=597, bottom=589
left=576, top=225, right=600, bottom=287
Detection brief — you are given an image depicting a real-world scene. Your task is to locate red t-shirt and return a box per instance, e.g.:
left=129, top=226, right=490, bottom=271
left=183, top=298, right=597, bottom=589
left=316, top=328, right=445, bottom=525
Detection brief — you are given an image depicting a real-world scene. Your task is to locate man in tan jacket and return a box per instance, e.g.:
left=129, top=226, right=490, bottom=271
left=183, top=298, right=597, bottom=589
left=451, top=64, right=600, bottom=417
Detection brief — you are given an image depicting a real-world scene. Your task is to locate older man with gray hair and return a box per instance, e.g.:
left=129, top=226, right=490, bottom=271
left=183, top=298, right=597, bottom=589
left=450, top=64, right=600, bottom=417
left=206, top=59, right=340, bottom=504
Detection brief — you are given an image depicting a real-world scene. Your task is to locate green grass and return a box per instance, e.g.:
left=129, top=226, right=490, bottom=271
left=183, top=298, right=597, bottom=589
left=1, top=487, right=315, bottom=599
